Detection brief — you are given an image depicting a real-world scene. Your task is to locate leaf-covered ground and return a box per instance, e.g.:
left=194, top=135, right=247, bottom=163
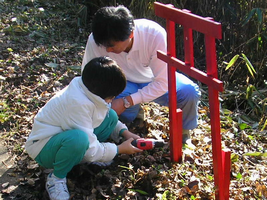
left=0, top=1, right=266, bottom=199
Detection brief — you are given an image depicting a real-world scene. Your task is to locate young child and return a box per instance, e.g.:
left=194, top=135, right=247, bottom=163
left=25, top=56, right=142, bottom=200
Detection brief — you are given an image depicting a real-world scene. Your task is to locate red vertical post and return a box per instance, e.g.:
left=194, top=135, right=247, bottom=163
left=222, top=150, right=231, bottom=200
left=205, top=35, right=224, bottom=199
left=166, top=18, right=183, bottom=162
left=182, top=9, right=194, bottom=67
left=183, top=27, right=194, bottom=66
left=208, top=87, right=224, bottom=199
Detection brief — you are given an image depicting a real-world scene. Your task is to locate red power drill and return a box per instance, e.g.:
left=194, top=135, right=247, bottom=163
left=131, top=138, right=167, bottom=150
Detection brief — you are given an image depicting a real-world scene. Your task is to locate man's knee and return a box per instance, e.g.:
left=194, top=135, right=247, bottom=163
left=119, top=104, right=140, bottom=123
left=180, top=83, right=201, bottom=102
left=119, top=112, right=138, bottom=123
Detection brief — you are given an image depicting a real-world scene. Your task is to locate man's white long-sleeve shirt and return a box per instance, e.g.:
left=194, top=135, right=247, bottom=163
left=82, top=19, right=168, bottom=105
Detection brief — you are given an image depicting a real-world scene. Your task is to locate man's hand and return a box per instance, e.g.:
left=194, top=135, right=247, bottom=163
left=117, top=138, right=143, bottom=154
left=111, top=96, right=133, bottom=115
left=111, top=98, right=125, bottom=115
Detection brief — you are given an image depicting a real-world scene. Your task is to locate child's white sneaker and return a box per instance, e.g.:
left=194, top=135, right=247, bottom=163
left=46, top=173, right=70, bottom=200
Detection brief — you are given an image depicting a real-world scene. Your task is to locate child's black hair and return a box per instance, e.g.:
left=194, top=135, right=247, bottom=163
left=82, top=56, right=126, bottom=99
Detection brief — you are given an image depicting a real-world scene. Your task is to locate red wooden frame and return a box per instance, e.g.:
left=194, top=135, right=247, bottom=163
left=154, top=2, right=231, bottom=199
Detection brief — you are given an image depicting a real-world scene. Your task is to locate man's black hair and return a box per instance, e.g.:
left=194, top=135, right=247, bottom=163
left=92, top=5, right=135, bottom=46
left=82, top=57, right=126, bottom=99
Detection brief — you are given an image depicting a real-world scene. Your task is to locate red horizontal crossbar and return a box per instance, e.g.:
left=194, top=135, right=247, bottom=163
left=157, top=51, right=224, bottom=92
left=154, top=2, right=222, bottom=39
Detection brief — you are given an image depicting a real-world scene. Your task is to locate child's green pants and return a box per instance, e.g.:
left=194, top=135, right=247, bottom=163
left=35, top=109, right=118, bottom=178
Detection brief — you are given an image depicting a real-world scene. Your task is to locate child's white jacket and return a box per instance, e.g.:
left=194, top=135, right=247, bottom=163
left=25, top=77, right=127, bottom=163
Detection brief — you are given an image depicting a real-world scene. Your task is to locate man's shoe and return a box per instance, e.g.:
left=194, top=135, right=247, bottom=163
left=136, top=107, right=144, bottom=121
left=182, top=129, right=196, bottom=149
left=46, top=173, right=70, bottom=200
left=182, top=129, right=191, bottom=144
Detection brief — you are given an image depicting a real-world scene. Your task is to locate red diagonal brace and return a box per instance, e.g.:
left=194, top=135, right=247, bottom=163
left=157, top=51, right=224, bottom=92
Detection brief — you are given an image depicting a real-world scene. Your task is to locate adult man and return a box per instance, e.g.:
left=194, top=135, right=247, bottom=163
left=81, top=5, right=201, bottom=142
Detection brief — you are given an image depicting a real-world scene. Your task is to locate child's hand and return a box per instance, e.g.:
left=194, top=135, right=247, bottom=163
left=117, top=138, right=143, bottom=154
left=121, top=130, right=140, bottom=140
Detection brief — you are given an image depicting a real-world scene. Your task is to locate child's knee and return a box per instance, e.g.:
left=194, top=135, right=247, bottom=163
left=69, top=130, right=89, bottom=153
left=108, top=109, right=119, bottom=124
